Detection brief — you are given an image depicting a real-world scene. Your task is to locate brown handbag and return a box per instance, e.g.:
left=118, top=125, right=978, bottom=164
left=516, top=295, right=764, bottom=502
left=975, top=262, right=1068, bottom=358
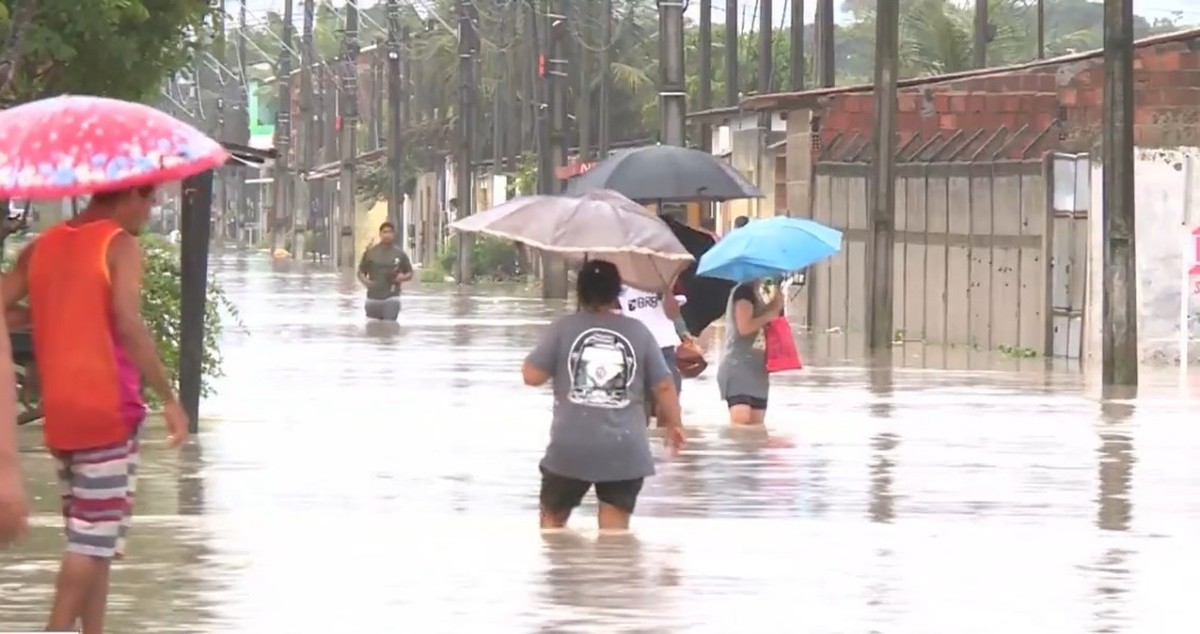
left=675, top=339, right=708, bottom=378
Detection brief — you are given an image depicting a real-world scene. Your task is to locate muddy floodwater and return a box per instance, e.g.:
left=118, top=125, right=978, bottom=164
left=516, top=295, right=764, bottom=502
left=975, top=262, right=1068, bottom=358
left=3, top=253, right=1199, bottom=633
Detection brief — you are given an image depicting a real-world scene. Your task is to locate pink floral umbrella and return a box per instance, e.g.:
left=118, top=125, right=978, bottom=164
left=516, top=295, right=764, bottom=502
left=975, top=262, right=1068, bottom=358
left=0, top=95, right=229, bottom=200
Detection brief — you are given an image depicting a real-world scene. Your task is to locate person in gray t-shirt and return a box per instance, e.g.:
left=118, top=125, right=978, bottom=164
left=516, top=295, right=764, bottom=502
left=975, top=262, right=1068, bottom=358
left=523, top=259, right=686, bottom=530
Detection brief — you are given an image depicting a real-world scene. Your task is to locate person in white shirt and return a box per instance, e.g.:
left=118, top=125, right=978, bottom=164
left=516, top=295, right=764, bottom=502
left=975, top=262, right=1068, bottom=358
left=618, top=284, right=686, bottom=422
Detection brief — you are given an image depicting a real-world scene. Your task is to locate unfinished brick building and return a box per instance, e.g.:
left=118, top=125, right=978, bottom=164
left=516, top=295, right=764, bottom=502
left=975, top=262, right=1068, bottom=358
left=733, top=28, right=1200, bottom=361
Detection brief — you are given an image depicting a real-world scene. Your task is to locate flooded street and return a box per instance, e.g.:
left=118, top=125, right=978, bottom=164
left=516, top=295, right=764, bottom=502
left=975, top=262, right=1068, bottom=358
left=4, top=252, right=1200, bottom=632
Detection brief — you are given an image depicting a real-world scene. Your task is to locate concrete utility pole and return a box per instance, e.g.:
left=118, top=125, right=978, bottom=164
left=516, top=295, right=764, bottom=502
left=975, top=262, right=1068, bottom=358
left=816, top=0, right=834, bottom=87
left=659, top=0, right=686, bottom=146
left=540, top=0, right=569, bottom=299
left=758, top=0, right=772, bottom=95
left=866, top=0, right=898, bottom=351
left=1037, top=0, right=1046, bottom=59
left=1101, top=0, right=1138, bottom=388
left=296, top=0, right=316, bottom=260
left=386, top=0, right=404, bottom=236
left=571, top=0, right=590, bottom=160
left=456, top=0, right=478, bottom=284
left=338, top=1, right=361, bottom=269
left=236, top=0, right=251, bottom=248
left=973, top=0, right=990, bottom=68
left=272, top=0, right=295, bottom=253
left=724, top=0, right=738, bottom=106
left=597, top=0, right=612, bottom=157
left=790, top=0, right=804, bottom=91
left=698, top=0, right=712, bottom=152
left=214, top=0, right=227, bottom=247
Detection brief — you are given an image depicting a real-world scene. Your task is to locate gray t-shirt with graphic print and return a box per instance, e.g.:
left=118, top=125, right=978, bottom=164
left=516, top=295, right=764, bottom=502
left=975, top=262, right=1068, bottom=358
left=525, top=311, right=673, bottom=483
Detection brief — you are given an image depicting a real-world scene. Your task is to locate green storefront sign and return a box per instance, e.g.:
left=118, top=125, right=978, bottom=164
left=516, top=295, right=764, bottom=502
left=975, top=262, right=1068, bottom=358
left=246, top=79, right=276, bottom=139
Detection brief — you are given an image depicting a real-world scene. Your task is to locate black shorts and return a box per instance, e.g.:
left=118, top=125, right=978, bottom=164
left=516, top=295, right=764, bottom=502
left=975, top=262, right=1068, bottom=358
left=727, top=394, right=768, bottom=410
left=539, top=466, right=644, bottom=514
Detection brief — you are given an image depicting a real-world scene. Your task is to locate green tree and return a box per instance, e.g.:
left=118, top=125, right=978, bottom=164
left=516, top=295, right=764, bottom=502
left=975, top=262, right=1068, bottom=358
left=0, top=0, right=210, bottom=103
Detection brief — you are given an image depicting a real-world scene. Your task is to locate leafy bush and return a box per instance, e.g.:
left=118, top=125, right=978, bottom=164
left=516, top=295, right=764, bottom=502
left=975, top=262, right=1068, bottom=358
left=436, top=236, right=524, bottom=283
left=138, top=234, right=240, bottom=400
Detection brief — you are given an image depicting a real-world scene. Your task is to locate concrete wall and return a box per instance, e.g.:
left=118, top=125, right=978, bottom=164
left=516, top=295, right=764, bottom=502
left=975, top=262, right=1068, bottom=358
left=802, top=160, right=1049, bottom=353
left=1084, top=147, right=1200, bottom=367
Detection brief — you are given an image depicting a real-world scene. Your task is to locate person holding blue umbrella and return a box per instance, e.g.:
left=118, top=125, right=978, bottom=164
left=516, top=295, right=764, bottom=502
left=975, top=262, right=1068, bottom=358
left=718, top=278, right=785, bottom=425
left=697, top=216, right=843, bottom=425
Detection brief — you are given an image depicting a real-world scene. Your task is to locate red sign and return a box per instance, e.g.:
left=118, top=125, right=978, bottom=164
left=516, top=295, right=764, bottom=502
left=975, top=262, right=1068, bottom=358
left=554, top=158, right=596, bottom=180
left=537, top=54, right=545, bottom=78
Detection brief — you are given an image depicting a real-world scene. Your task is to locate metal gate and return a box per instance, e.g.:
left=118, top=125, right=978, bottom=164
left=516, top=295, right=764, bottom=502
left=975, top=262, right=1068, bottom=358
left=1046, top=152, right=1090, bottom=359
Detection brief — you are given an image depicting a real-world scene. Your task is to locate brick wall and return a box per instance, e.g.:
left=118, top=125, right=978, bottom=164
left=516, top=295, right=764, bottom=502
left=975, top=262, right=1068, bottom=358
left=814, top=31, right=1200, bottom=160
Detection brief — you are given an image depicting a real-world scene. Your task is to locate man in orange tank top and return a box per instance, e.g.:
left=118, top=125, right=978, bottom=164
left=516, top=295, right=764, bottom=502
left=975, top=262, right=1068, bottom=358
left=3, top=184, right=189, bottom=634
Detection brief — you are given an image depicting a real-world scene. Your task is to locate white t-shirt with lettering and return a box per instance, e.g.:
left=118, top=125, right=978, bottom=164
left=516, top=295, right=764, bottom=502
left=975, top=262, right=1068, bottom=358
left=618, top=285, right=682, bottom=349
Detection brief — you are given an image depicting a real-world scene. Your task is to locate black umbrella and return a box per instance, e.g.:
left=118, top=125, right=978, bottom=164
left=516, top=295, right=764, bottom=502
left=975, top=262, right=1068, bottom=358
left=567, top=145, right=763, bottom=203
left=660, top=216, right=736, bottom=336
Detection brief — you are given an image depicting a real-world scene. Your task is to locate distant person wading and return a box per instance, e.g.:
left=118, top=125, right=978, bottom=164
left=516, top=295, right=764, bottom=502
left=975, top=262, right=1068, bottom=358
left=358, top=222, right=413, bottom=321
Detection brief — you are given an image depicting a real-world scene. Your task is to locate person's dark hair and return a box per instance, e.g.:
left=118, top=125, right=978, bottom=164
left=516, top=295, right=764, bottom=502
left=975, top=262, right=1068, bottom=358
left=577, top=260, right=622, bottom=310
left=92, top=185, right=155, bottom=205
left=733, top=215, right=749, bottom=228
left=379, top=221, right=396, bottom=233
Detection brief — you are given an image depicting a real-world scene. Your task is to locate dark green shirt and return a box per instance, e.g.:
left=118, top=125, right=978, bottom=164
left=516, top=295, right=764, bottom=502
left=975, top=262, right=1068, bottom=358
left=358, top=242, right=413, bottom=300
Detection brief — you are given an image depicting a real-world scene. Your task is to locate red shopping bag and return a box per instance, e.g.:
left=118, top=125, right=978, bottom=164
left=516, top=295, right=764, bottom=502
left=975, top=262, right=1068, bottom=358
left=764, top=316, right=803, bottom=373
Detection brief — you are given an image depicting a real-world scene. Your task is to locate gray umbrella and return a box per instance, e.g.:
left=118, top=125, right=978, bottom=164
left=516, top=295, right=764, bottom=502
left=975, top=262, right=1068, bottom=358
left=449, top=190, right=693, bottom=292
left=565, top=144, right=763, bottom=203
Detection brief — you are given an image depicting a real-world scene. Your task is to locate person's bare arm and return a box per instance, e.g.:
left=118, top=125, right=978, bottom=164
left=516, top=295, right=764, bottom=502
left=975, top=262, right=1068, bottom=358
left=650, top=376, right=682, bottom=429
left=356, top=250, right=372, bottom=287
left=2, top=245, right=32, bottom=309
left=523, top=326, right=558, bottom=386
left=662, top=290, right=681, bottom=319
left=521, top=361, right=551, bottom=386
left=394, top=252, right=414, bottom=284
left=109, top=233, right=177, bottom=405
left=0, top=312, right=18, bottom=473
left=733, top=299, right=777, bottom=336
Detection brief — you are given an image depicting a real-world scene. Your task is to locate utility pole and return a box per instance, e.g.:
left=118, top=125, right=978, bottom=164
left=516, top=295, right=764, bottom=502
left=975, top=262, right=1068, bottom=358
left=724, top=0, right=738, bottom=106
left=272, top=0, right=295, bottom=253
left=790, top=0, right=804, bottom=91
left=866, top=0, right=898, bottom=351
left=540, top=0, right=569, bottom=299
left=338, top=0, right=360, bottom=269
left=660, top=0, right=686, bottom=146
left=236, top=0, right=250, bottom=248
left=597, top=0, right=612, bottom=157
left=571, top=0, right=590, bottom=160
left=456, top=0, right=478, bottom=285
left=973, top=0, right=989, bottom=68
left=1037, top=0, right=1046, bottom=59
left=755, top=0, right=772, bottom=219
left=296, top=0, right=316, bottom=260
left=214, top=0, right=227, bottom=247
left=1101, top=0, right=1138, bottom=388
left=698, top=0, right=712, bottom=152
left=386, top=0, right=404, bottom=236
left=758, top=0, right=772, bottom=95
left=816, top=0, right=834, bottom=87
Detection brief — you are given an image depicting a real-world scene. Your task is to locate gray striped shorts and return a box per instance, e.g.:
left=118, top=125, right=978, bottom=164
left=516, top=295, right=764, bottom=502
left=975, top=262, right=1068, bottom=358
left=52, top=432, right=140, bottom=559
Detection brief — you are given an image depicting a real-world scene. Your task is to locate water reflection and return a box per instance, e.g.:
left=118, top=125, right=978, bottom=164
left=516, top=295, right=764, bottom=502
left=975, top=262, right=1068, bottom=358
left=1092, top=401, right=1135, bottom=633
left=1096, top=402, right=1135, bottom=532
left=537, top=532, right=678, bottom=632
left=5, top=253, right=1200, bottom=632
left=867, top=361, right=897, bottom=524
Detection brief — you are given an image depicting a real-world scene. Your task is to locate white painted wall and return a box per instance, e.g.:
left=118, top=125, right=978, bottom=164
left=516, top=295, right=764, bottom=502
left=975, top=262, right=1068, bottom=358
left=1084, top=147, right=1200, bottom=371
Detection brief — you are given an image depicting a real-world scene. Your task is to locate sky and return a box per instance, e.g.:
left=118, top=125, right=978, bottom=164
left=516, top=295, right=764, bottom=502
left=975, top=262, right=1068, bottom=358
left=240, top=0, right=1195, bottom=31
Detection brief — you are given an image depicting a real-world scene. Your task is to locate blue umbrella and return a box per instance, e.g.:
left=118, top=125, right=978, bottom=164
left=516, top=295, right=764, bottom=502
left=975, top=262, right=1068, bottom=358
left=696, top=216, right=843, bottom=282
